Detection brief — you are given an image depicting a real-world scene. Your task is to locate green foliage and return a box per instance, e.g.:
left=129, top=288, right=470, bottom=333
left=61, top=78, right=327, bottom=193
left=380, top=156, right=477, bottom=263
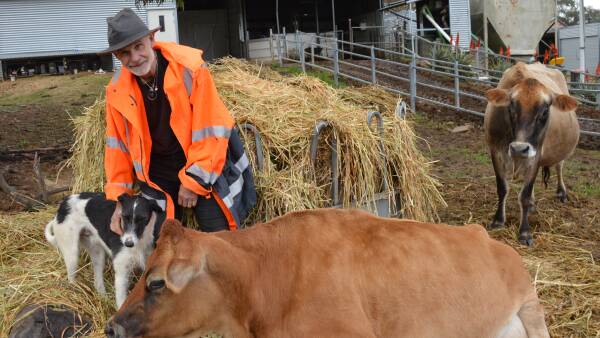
left=270, top=64, right=347, bottom=88
left=557, top=0, right=600, bottom=25
left=429, top=44, right=475, bottom=76
left=488, top=57, right=512, bottom=73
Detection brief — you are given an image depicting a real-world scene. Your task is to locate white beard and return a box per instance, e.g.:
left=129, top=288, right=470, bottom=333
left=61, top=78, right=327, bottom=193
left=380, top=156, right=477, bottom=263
left=126, top=53, right=156, bottom=77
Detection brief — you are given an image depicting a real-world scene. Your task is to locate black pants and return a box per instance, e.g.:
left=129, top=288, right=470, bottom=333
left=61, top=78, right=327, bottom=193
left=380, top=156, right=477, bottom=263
left=152, top=177, right=230, bottom=232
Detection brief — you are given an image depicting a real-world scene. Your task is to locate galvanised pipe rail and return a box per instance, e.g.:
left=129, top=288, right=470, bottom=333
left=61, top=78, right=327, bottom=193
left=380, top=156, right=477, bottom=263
left=270, top=32, right=600, bottom=137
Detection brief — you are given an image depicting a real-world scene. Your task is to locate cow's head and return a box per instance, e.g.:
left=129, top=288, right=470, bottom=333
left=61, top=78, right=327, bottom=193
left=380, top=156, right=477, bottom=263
left=105, top=220, right=222, bottom=338
left=486, top=78, right=577, bottom=159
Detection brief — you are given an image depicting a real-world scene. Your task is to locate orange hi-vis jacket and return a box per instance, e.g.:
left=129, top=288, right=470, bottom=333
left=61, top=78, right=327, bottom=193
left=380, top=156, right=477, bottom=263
left=104, top=42, right=255, bottom=229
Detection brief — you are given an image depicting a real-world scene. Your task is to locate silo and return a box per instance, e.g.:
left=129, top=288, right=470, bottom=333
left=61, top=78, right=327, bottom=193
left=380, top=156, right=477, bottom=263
left=470, top=0, right=555, bottom=56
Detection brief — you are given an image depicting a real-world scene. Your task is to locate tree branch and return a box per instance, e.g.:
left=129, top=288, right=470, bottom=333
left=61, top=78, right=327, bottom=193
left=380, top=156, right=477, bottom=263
left=0, top=168, right=45, bottom=210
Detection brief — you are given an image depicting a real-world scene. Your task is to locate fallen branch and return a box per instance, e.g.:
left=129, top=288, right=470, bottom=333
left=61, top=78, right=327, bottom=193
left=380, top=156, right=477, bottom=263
left=36, top=186, right=71, bottom=201
left=33, top=152, right=48, bottom=203
left=0, top=147, right=69, bottom=161
left=0, top=167, right=45, bottom=210
left=0, top=147, right=69, bottom=155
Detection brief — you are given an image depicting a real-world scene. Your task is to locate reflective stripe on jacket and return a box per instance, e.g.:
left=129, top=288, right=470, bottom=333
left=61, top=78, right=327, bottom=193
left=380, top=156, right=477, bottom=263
left=104, top=41, right=256, bottom=229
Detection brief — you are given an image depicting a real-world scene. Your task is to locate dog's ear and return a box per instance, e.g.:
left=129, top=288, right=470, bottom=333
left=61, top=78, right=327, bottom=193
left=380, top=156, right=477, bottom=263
left=149, top=200, right=164, bottom=213
left=117, top=193, right=130, bottom=204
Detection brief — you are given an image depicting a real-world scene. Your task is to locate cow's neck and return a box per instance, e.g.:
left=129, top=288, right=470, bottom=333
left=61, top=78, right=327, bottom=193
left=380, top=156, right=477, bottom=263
left=216, top=225, right=298, bottom=337
left=203, top=233, right=259, bottom=337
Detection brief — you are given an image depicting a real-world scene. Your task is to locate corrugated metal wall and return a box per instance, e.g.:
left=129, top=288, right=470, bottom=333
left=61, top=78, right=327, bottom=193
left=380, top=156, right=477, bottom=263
left=0, top=0, right=175, bottom=62
left=449, top=0, right=471, bottom=50
left=558, top=23, right=600, bottom=73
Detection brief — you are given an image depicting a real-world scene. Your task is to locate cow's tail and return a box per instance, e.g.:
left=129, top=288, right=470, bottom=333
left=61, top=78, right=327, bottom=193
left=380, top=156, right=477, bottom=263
left=45, top=218, right=58, bottom=247
left=542, top=166, right=550, bottom=189
left=517, top=296, right=551, bottom=338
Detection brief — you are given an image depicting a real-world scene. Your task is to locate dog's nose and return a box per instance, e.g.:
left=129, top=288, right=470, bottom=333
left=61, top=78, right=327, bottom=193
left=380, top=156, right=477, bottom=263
left=124, top=239, right=134, bottom=247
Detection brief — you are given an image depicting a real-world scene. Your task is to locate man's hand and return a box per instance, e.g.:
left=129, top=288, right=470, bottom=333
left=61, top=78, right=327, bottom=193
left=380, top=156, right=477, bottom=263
left=110, top=201, right=123, bottom=235
left=178, top=184, right=198, bottom=208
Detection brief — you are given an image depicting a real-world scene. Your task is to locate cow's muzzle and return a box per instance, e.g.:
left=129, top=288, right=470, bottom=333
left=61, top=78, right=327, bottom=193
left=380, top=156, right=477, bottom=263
left=105, top=320, right=127, bottom=338
left=509, top=142, right=536, bottom=158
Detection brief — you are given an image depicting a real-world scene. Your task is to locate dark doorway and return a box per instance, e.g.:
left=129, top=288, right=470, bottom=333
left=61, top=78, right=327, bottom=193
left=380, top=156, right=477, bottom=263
left=178, top=0, right=245, bottom=60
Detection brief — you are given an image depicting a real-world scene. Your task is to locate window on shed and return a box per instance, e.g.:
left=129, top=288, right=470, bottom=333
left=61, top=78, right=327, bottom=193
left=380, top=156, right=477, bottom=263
left=159, top=15, right=165, bottom=32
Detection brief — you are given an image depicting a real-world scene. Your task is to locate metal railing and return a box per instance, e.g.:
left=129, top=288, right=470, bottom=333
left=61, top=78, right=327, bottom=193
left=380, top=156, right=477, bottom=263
left=269, top=31, right=600, bottom=138
left=353, top=27, right=600, bottom=105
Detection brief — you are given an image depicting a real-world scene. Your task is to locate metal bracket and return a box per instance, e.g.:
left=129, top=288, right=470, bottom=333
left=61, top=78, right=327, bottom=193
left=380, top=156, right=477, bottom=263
left=395, top=100, right=408, bottom=119
left=309, top=120, right=339, bottom=206
left=366, top=111, right=389, bottom=192
left=238, top=122, right=265, bottom=173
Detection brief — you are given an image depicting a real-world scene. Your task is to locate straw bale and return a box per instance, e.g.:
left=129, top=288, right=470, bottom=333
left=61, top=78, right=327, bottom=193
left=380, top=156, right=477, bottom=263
left=66, top=97, right=107, bottom=193
left=211, top=57, right=444, bottom=220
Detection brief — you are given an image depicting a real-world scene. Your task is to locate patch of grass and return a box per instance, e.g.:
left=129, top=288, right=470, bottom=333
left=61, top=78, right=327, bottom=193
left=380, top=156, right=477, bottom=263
left=470, top=151, right=490, bottom=165
left=576, top=184, right=600, bottom=198
left=270, top=64, right=347, bottom=88
left=0, top=73, right=111, bottom=116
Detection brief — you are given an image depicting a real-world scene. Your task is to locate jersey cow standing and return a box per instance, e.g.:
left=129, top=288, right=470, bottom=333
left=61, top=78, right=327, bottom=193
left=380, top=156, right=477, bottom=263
left=105, top=209, right=549, bottom=338
left=484, top=62, right=579, bottom=246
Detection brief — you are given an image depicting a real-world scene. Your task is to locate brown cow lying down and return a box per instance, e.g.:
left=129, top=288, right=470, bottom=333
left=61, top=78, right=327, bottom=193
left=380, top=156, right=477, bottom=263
left=105, top=209, right=549, bottom=338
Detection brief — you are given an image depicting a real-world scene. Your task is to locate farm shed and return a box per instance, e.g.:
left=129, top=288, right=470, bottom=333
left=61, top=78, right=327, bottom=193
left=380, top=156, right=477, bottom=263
left=243, top=0, right=385, bottom=60
left=381, top=0, right=471, bottom=50
left=0, top=0, right=178, bottom=79
left=557, top=22, right=600, bottom=74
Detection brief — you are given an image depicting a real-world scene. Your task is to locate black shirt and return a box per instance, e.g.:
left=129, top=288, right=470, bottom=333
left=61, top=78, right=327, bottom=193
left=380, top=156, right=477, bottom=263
left=136, top=51, right=187, bottom=184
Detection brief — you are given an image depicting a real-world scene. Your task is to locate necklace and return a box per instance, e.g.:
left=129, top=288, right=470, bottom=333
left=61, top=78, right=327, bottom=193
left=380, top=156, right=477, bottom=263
left=140, top=55, right=159, bottom=101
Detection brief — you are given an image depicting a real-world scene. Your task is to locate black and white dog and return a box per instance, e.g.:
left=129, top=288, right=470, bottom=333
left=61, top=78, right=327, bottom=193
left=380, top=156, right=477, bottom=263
left=45, top=192, right=165, bottom=307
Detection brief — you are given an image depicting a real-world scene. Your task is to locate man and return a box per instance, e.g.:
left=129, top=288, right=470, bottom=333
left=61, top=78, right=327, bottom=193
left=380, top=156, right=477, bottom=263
left=101, top=8, right=256, bottom=233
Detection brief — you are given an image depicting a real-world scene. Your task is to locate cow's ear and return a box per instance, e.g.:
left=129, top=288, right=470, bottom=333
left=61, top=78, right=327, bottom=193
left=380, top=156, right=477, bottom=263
left=486, top=88, right=510, bottom=107
left=553, top=94, right=577, bottom=111
left=166, top=258, right=202, bottom=293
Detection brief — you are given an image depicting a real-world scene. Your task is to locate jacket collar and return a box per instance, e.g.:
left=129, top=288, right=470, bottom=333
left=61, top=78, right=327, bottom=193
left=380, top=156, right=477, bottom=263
left=107, top=43, right=177, bottom=131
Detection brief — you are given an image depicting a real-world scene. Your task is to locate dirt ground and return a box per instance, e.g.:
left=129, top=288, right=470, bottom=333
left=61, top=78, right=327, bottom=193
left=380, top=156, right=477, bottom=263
left=1, top=69, right=599, bottom=336
left=0, top=73, right=110, bottom=211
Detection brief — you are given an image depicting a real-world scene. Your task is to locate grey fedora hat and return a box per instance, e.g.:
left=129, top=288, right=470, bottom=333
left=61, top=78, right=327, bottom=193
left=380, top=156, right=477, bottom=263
left=100, top=8, right=160, bottom=54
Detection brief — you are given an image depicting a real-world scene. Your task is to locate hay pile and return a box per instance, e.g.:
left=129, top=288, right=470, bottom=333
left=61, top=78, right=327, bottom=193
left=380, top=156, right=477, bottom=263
left=66, top=57, right=445, bottom=223
left=67, top=97, right=107, bottom=193
left=0, top=210, right=113, bottom=337
left=211, top=58, right=444, bottom=222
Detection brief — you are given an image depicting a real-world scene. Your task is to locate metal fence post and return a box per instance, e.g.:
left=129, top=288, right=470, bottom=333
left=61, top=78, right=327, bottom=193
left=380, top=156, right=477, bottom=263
left=300, top=37, right=306, bottom=73
left=283, top=27, right=287, bottom=58
left=334, top=38, right=340, bottom=86
left=311, top=42, right=315, bottom=64
left=415, top=36, right=419, bottom=56
left=596, top=89, right=600, bottom=110
left=454, top=60, right=460, bottom=108
left=295, top=30, right=300, bottom=62
left=370, top=45, right=376, bottom=84
left=277, top=33, right=283, bottom=66
left=410, top=51, right=416, bottom=111
left=269, top=28, right=274, bottom=62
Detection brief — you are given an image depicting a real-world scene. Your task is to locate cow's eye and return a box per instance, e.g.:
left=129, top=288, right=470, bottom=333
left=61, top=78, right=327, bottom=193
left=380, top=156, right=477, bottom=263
left=147, top=279, right=165, bottom=292
left=539, top=106, right=550, bottom=121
